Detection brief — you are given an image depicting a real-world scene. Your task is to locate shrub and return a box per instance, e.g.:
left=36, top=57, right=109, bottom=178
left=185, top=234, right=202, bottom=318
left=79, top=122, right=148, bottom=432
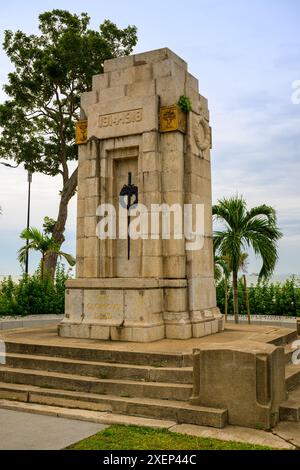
left=0, top=264, right=70, bottom=317
left=216, top=276, right=300, bottom=317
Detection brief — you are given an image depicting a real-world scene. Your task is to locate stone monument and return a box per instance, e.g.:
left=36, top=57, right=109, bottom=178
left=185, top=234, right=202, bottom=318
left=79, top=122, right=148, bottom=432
left=58, top=48, right=224, bottom=342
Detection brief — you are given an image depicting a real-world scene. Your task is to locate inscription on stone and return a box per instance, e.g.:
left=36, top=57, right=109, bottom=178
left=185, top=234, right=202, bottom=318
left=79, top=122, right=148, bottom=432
left=98, top=109, right=143, bottom=128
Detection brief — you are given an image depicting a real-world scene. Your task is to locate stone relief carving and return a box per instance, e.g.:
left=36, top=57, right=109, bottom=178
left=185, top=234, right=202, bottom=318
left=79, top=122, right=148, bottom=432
left=193, top=114, right=211, bottom=152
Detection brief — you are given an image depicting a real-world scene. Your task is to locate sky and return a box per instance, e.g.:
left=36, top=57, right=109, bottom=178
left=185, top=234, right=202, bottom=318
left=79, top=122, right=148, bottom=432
left=0, top=0, right=299, bottom=277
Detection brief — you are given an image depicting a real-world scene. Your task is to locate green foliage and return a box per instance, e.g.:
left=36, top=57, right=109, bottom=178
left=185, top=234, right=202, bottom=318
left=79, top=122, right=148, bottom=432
left=213, top=195, right=282, bottom=280
left=216, top=276, right=300, bottom=317
left=43, top=216, right=56, bottom=235
left=18, top=226, right=76, bottom=277
left=0, top=264, right=70, bottom=316
left=177, top=95, right=192, bottom=113
left=0, top=10, right=138, bottom=174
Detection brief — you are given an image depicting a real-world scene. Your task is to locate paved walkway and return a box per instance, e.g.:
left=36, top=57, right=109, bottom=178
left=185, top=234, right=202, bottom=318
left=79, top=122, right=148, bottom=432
left=0, top=409, right=106, bottom=450
left=0, top=400, right=296, bottom=450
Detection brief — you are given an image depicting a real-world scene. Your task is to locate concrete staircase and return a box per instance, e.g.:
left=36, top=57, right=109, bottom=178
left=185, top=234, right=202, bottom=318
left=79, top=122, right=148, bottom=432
left=0, top=340, right=227, bottom=428
left=1, top=326, right=300, bottom=429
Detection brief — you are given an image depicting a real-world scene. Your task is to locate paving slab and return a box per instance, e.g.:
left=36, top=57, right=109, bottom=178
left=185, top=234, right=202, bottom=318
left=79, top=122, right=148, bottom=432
left=169, top=423, right=296, bottom=450
left=272, top=421, right=300, bottom=449
left=0, top=323, right=295, bottom=355
left=0, top=408, right=106, bottom=450
left=0, top=399, right=296, bottom=450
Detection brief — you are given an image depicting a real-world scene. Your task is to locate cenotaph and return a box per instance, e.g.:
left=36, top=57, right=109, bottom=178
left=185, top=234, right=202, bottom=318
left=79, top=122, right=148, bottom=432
left=58, top=48, right=224, bottom=342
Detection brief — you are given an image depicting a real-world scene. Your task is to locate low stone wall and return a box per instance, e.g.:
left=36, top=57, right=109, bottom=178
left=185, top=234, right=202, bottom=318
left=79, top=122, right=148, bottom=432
left=0, top=315, right=63, bottom=330
left=226, top=315, right=298, bottom=329
left=191, top=341, right=287, bottom=429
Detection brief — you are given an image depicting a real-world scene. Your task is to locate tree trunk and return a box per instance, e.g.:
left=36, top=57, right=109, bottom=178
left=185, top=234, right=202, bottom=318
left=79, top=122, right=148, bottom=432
left=44, top=168, right=78, bottom=280
left=243, top=274, right=251, bottom=325
left=232, top=270, right=239, bottom=324
left=224, top=276, right=228, bottom=322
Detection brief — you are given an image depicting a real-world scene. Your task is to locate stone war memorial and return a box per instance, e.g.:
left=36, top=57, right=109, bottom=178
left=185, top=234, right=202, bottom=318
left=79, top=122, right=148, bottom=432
left=1, top=49, right=300, bottom=434
left=58, top=47, right=224, bottom=342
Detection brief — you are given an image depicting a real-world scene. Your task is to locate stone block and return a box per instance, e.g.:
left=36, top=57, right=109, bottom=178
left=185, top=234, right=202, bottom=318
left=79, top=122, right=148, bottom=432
left=164, top=288, right=187, bottom=312
left=76, top=238, right=84, bottom=258
left=192, top=342, right=286, bottom=429
left=77, top=217, right=85, bottom=238
left=192, top=321, right=206, bottom=338
left=142, top=256, right=163, bottom=278
left=81, top=91, right=98, bottom=115
left=99, top=85, right=126, bottom=102
left=185, top=72, right=199, bottom=92
left=76, top=258, right=84, bottom=278
left=189, top=277, right=216, bottom=311
left=142, top=131, right=159, bottom=152
left=153, top=59, right=186, bottom=80
left=88, top=95, right=159, bottom=140
left=162, top=170, right=184, bottom=192
left=85, top=177, right=99, bottom=198
left=69, top=323, right=90, bottom=338
left=126, top=79, right=156, bottom=98
left=85, top=196, right=99, bottom=217
left=90, top=325, right=110, bottom=340
left=83, top=257, right=98, bottom=278
left=83, top=289, right=124, bottom=325
left=163, top=255, right=186, bottom=278
left=65, top=289, right=83, bottom=321
left=134, top=48, right=187, bottom=70
left=104, top=55, right=134, bottom=72
left=165, top=323, right=192, bottom=339
left=124, top=289, right=163, bottom=323
left=84, top=216, right=98, bottom=237
left=92, top=73, right=109, bottom=90
left=141, top=152, right=160, bottom=172
left=84, top=237, right=99, bottom=258
left=142, top=239, right=162, bottom=256
left=156, top=76, right=185, bottom=106
left=110, top=324, right=165, bottom=342
left=142, top=170, right=161, bottom=192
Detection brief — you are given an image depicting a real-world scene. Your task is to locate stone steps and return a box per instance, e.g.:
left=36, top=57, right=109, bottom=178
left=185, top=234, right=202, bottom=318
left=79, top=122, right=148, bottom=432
left=0, top=366, right=192, bottom=401
left=0, top=382, right=227, bottom=428
left=1, top=352, right=193, bottom=384
left=4, top=341, right=192, bottom=367
left=280, top=384, right=300, bottom=422
left=285, top=364, right=300, bottom=391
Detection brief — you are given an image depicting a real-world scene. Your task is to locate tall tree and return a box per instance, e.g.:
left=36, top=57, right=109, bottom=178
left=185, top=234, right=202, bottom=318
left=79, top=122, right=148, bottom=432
left=213, top=195, right=282, bottom=324
left=0, top=9, right=138, bottom=277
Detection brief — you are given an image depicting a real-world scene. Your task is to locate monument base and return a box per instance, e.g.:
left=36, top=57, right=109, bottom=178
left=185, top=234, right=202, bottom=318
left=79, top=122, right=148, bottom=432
left=58, top=278, right=224, bottom=342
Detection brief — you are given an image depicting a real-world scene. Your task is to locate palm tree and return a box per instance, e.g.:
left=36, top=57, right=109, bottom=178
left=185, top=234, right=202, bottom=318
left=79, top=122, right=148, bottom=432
left=18, top=227, right=75, bottom=279
left=214, top=254, right=231, bottom=320
left=213, top=195, right=282, bottom=324
left=214, top=252, right=248, bottom=322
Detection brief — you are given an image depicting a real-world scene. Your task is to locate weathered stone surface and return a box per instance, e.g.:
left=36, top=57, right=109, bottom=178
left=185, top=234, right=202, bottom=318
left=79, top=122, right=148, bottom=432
left=61, top=48, right=220, bottom=342
left=191, top=342, right=286, bottom=429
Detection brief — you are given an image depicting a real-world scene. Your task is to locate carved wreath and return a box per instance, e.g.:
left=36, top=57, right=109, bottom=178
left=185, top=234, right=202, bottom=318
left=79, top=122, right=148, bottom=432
left=193, top=115, right=211, bottom=152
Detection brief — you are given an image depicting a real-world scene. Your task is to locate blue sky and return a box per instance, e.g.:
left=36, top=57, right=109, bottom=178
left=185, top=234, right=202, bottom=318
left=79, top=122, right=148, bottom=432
left=0, top=0, right=299, bottom=276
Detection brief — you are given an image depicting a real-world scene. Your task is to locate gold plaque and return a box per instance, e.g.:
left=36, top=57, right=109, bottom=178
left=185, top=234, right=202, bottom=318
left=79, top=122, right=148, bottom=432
left=75, top=120, right=88, bottom=145
left=159, top=105, right=186, bottom=133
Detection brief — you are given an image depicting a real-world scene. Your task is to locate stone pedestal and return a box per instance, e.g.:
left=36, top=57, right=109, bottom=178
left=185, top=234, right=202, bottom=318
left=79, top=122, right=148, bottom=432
left=58, top=48, right=224, bottom=342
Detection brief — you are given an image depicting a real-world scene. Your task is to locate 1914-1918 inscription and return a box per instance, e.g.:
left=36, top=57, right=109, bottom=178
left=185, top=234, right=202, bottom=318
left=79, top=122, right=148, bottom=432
left=98, top=109, right=143, bottom=128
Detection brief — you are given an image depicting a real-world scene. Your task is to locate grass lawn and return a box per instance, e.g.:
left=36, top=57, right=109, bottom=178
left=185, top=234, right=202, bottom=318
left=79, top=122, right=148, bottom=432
left=67, top=425, right=274, bottom=450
